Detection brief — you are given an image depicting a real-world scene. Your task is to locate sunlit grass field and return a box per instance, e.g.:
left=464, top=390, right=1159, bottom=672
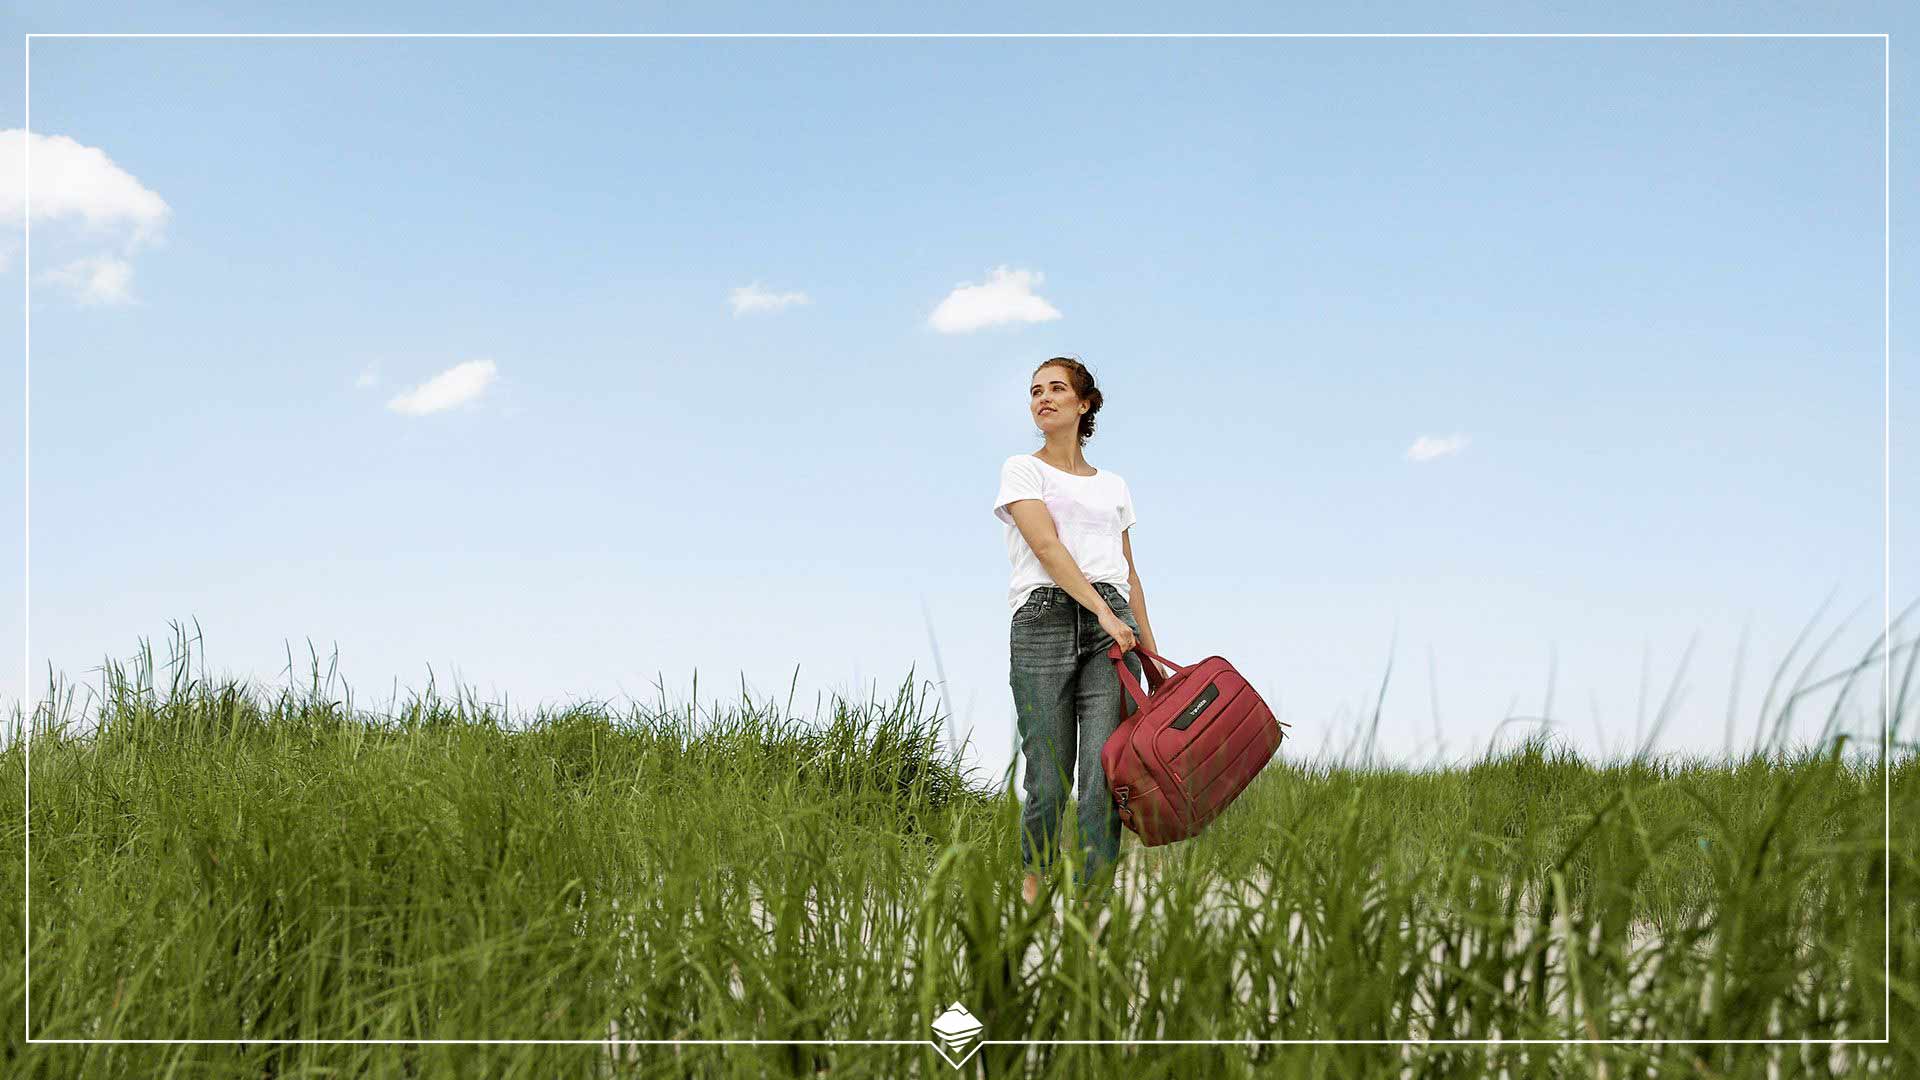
left=3, top=623, right=1914, bottom=1079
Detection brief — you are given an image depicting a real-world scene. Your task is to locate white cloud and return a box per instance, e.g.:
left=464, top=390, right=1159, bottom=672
left=1405, top=433, right=1470, bottom=462
left=928, top=266, right=1062, bottom=334
left=43, top=255, right=133, bottom=306
left=0, top=129, right=170, bottom=304
left=385, top=359, right=498, bottom=416
left=0, top=130, right=169, bottom=238
left=729, top=281, right=811, bottom=316
left=353, top=364, right=380, bottom=389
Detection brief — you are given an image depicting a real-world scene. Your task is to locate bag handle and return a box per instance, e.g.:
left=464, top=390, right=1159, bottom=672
left=1107, top=642, right=1188, bottom=711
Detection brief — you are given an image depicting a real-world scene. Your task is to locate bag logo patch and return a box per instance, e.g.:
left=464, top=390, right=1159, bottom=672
left=1170, top=682, right=1219, bottom=731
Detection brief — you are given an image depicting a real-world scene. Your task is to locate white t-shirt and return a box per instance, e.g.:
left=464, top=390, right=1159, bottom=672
left=993, top=453, right=1137, bottom=613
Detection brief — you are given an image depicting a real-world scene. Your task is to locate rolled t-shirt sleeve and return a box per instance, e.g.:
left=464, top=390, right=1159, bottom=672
left=1120, top=479, right=1137, bottom=531
left=993, top=456, right=1045, bottom=524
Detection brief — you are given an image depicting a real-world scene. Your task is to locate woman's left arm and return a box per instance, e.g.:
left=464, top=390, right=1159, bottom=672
left=1121, top=529, right=1162, bottom=664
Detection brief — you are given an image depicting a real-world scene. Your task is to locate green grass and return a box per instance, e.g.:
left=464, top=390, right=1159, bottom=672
left=2, top=621, right=1914, bottom=1079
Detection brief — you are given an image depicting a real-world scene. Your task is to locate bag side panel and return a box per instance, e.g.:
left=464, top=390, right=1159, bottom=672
left=1103, top=715, right=1185, bottom=844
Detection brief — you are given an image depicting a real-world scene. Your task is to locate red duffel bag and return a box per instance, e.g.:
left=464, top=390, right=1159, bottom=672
left=1101, top=642, right=1289, bottom=847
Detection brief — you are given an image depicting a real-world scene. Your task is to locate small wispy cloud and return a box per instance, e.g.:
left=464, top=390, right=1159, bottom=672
left=385, top=359, right=497, bottom=416
left=729, top=282, right=811, bottom=316
left=353, top=363, right=380, bottom=389
left=1405, top=433, right=1470, bottom=463
left=928, top=266, right=1062, bottom=334
left=43, top=255, right=133, bottom=306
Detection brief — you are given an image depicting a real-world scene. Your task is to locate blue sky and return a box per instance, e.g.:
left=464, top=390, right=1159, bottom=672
left=1, top=4, right=1913, bottom=785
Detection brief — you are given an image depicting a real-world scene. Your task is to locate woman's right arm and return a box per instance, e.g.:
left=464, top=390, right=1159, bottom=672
left=1005, top=500, right=1134, bottom=636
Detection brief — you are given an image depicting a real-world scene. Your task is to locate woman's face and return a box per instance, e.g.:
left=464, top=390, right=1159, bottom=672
left=1030, top=365, right=1082, bottom=435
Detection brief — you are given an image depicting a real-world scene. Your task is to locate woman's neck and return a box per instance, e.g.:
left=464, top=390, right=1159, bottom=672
left=1038, top=434, right=1088, bottom=471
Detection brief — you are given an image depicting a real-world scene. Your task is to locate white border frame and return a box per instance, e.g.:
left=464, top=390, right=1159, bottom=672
left=20, top=30, right=1894, bottom=1061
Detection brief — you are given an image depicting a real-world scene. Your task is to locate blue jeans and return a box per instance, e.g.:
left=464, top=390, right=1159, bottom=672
left=1009, top=580, right=1145, bottom=896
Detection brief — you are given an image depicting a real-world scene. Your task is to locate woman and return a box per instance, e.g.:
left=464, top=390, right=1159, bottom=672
left=993, top=356, right=1166, bottom=907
